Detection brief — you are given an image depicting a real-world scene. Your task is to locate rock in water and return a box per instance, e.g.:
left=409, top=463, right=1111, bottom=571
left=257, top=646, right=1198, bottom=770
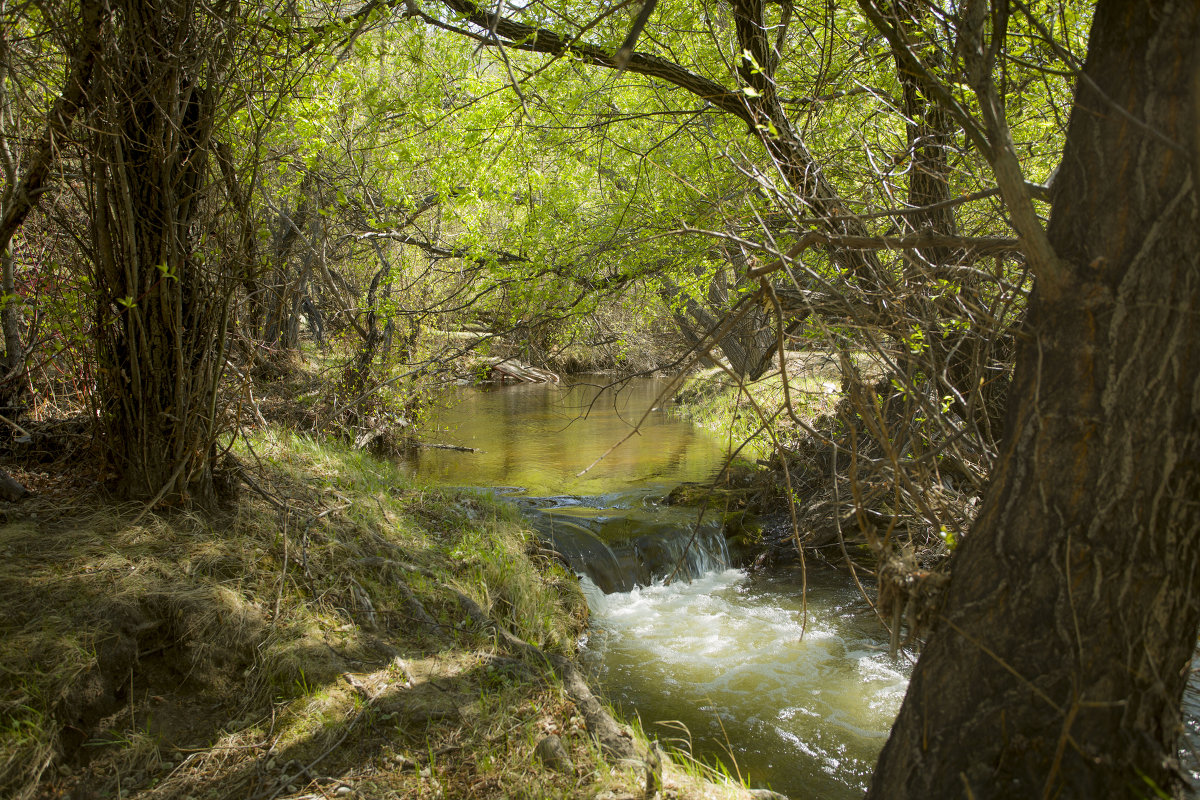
left=535, top=734, right=574, bottom=774
left=748, top=790, right=790, bottom=800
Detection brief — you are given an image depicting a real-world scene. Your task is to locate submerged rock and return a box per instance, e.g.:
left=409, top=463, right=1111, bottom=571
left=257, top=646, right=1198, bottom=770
left=748, top=790, right=789, bottom=800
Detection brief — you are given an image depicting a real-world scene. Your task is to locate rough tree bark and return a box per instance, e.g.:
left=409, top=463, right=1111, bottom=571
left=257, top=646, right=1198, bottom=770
left=867, top=1, right=1200, bottom=797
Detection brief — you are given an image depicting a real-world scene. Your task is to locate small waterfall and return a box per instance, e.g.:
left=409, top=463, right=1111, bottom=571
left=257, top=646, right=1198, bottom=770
left=521, top=497, right=732, bottom=593
left=405, top=376, right=915, bottom=798
left=538, top=516, right=635, bottom=593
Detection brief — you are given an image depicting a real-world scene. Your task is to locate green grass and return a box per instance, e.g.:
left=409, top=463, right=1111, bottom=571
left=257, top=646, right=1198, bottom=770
left=0, top=426, right=752, bottom=800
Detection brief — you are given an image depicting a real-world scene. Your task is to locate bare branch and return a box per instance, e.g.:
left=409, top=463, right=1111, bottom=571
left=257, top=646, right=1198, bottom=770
left=746, top=231, right=1022, bottom=279
left=0, top=1, right=107, bottom=259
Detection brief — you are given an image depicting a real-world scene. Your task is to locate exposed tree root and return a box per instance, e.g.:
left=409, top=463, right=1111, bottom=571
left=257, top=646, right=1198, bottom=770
left=448, top=587, right=644, bottom=766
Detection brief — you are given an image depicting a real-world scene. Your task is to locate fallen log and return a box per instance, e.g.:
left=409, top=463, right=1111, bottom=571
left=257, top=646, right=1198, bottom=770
left=449, top=588, right=643, bottom=765
left=486, top=358, right=560, bottom=384
left=413, top=441, right=479, bottom=453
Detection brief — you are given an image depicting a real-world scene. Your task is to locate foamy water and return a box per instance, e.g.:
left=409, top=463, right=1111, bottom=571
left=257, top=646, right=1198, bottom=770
left=581, top=566, right=911, bottom=799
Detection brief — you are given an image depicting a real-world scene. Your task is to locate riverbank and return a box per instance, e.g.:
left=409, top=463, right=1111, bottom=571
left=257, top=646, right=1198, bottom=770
left=0, top=428, right=755, bottom=800
left=670, top=355, right=965, bottom=651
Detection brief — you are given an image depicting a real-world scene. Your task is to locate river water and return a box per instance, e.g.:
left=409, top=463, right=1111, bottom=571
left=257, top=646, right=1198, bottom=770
left=403, top=373, right=1200, bottom=797
left=404, top=375, right=910, bottom=798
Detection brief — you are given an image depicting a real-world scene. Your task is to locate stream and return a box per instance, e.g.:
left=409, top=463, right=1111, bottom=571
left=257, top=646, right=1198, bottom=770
left=404, top=375, right=908, bottom=797
left=402, top=374, right=1200, bottom=798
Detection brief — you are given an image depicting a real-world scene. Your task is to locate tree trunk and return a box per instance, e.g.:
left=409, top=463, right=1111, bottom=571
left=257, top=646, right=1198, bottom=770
left=89, top=0, right=232, bottom=505
left=660, top=267, right=777, bottom=381
left=261, top=174, right=316, bottom=349
left=0, top=248, right=21, bottom=385
left=0, top=0, right=105, bottom=259
left=215, top=140, right=265, bottom=338
left=868, top=1, right=1200, bottom=797
left=0, top=18, right=23, bottom=390
left=730, top=0, right=888, bottom=291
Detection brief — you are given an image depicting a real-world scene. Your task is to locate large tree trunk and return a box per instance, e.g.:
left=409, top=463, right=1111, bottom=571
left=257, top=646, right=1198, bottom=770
left=868, top=1, right=1200, bottom=797
left=89, top=0, right=232, bottom=504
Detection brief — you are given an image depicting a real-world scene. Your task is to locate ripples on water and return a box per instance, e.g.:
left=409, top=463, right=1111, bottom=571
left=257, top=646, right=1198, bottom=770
left=581, top=567, right=910, bottom=799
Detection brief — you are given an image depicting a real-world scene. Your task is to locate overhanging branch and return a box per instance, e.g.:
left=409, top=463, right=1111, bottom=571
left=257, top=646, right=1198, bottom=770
left=746, top=232, right=1023, bottom=279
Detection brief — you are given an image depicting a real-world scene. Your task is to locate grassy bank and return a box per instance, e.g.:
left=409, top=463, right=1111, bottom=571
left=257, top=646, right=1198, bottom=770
left=0, top=430, right=751, bottom=800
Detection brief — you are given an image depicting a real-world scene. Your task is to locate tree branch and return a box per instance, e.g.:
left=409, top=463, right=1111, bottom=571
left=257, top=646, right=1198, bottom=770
left=0, top=1, right=107, bottom=259
left=349, top=230, right=528, bottom=265
left=429, top=0, right=756, bottom=127
left=746, top=231, right=1022, bottom=279
left=959, top=0, right=1068, bottom=296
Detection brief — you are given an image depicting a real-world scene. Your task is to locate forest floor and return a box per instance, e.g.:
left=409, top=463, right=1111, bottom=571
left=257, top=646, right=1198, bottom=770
left=0, top=415, right=756, bottom=800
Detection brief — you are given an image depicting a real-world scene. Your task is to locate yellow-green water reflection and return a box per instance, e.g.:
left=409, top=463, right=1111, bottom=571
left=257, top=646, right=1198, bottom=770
left=404, top=376, right=729, bottom=496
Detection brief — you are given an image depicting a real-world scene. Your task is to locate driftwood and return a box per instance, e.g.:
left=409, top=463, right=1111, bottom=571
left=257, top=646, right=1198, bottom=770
left=485, top=358, right=560, bottom=384
left=412, top=441, right=479, bottom=453
left=449, top=588, right=643, bottom=765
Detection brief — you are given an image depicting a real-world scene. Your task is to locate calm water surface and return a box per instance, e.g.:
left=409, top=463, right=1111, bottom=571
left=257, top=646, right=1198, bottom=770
left=405, top=376, right=725, bottom=495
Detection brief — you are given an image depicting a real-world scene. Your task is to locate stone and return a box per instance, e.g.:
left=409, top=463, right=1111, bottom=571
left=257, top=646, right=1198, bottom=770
left=0, top=468, right=27, bottom=501
left=748, top=790, right=790, bottom=800
left=534, top=734, right=574, bottom=774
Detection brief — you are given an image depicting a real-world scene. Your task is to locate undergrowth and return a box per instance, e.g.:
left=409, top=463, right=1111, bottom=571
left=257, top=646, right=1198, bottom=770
left=673, top=349, right=973, bottom=653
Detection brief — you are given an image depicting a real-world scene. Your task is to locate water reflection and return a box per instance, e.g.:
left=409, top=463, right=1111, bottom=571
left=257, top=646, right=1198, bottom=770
left=404, top=376, right=727, bottom=496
